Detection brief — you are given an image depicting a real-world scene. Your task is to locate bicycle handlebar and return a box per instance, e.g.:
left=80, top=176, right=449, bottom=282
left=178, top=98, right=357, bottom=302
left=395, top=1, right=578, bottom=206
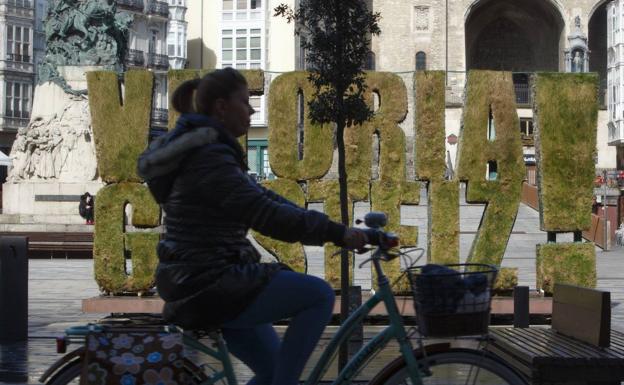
left=362, top=228, right=399, bottom=249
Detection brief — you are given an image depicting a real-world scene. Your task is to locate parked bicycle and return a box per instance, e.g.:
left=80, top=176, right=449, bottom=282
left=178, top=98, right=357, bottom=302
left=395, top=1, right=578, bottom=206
left=40, top=213, right=527, bottom=385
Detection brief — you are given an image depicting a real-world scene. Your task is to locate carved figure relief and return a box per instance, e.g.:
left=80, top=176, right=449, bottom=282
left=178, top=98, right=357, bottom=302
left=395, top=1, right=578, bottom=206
left=8, top=95, right=97, bottom=182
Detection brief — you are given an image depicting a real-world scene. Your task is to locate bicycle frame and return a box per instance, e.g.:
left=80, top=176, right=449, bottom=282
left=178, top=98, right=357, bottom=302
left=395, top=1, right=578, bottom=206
left=302, top=249, right=423, bottom=385
left=57, top=251, right=425, bottom=385
left=173, top=248, right=426, bottom=385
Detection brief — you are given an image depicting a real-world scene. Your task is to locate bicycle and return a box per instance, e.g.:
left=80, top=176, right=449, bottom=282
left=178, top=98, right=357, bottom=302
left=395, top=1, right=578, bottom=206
left=40, top=212, right=527, bottom=385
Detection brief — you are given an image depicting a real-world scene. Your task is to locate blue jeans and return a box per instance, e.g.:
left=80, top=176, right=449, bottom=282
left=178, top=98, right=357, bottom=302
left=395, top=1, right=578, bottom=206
left=221, top=270, right=335, bottom=385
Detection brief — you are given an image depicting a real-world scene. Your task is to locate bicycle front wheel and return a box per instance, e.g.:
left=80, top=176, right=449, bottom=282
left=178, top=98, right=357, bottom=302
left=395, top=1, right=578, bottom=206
left=370, top=348, right=527, bottom=385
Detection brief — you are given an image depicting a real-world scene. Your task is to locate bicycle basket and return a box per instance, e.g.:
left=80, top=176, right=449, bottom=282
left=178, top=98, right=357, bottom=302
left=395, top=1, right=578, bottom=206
left=407, top=263, right=498, bottom=337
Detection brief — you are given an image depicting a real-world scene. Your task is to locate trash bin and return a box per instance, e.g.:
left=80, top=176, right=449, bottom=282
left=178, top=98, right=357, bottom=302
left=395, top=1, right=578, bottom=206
left=0, top=236, right=28, bottom=342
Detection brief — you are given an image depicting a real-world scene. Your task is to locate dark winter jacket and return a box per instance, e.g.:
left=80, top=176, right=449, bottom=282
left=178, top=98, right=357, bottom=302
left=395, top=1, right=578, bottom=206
left=137, top=114, right=346, bottom=330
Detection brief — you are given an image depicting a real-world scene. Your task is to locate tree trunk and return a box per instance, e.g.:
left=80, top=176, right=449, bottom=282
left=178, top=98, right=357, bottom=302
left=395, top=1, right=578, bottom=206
left=336, top=118, right=351, bottom=371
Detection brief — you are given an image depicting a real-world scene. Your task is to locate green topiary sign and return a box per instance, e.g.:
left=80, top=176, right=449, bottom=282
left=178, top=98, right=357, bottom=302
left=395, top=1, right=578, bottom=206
left=533, top=73, right=598, bottom=293
left=87, top=69, right=598, bottom=294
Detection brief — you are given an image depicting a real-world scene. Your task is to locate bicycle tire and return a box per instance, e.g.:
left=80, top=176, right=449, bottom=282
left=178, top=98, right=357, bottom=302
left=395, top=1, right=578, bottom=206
left=45, top=356, right=209, bottom=385
left=369, top=348, right=527, bottom=385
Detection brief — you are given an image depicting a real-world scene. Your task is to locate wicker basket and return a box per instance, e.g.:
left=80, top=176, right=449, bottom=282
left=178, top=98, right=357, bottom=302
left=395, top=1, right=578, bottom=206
left=407, top=263, right=498, bottom=337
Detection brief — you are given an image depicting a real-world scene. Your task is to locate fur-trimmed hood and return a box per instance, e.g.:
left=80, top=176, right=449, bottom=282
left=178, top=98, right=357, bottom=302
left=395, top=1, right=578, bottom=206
left=138, top=125, right=219, bottom=180
left=137, top=113, right=244, bottom=203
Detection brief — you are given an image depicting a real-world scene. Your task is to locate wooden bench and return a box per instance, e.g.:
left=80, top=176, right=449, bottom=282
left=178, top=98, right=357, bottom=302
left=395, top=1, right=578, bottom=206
left=487, top=284, right=624, bottom=385
left=0, top=232, right=93, bottom=256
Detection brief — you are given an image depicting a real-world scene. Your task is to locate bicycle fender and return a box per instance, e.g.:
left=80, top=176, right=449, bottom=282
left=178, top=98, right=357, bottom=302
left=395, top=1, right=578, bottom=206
left=39, top=346, right=85, bottom=384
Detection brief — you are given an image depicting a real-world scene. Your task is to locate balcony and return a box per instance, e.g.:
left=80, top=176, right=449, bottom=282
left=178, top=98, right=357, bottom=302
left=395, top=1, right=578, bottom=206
left=125, top=49, right=145, bottom=67
left=151, top=108, right=168, bottom=128
left=147, top=0, right=168, bottom=18
left=3, top=116, right=29, bottom=130
left=6, top=53, right=30, bottom=63
left=2, top=0, right=33, bottom=17
left=116, top=0, right=144, bottom=12
left=5, top=0, right=32, bottom=8
left=147, top=52, right=169, bottom=70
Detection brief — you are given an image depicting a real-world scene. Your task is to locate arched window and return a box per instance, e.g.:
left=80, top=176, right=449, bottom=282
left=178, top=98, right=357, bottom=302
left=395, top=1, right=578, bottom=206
left=365, top=51, right=376, bottom=70
left=416, top=51, right=427, bottom=70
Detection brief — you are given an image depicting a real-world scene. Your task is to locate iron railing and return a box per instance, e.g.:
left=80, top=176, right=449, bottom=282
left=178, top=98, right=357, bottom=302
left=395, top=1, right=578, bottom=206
left=116, top=0, right=144, bottom=12
left=147, top=52, right=169, bottom=70
left=4, top=116, right=29, bottom=129
left=147, top=0, right=168, bottom=17
left=6, top=0, right=32, bottom=8
left=125, top=49, right=145, bottom=67
left=6, top=53, right=30, bottom=63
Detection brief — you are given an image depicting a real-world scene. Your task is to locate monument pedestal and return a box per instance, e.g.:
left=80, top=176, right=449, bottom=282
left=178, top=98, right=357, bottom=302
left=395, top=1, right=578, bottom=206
left=2, top=181, right=104, bottom=224
left=2, top=66, right=105, bottom=225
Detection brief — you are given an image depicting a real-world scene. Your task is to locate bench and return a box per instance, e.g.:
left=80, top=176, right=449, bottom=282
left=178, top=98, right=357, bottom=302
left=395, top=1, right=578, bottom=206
left=0, top=231, right=93, bottom=257
left=487, top=284, right=624, bottom=385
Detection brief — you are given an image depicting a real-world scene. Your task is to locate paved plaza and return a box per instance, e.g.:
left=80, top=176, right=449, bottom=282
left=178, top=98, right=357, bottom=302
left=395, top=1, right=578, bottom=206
left=1, top=201, right=624, bottom=384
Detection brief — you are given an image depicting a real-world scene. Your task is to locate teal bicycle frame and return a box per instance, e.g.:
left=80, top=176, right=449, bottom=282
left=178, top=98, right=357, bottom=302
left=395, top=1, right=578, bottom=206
left=184, top=247, right=425, bottom=385
left=61, top=249, right=425, bottom=385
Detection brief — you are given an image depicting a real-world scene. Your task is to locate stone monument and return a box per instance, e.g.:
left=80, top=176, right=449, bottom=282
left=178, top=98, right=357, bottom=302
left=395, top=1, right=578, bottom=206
left=2, top=0, right=132, bottom=224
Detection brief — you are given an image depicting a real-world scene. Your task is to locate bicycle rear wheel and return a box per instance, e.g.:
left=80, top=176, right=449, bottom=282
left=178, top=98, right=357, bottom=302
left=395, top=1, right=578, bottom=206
left=370, top=348, right=527, bottom=385
left=45, top=357, right=208, bottom=385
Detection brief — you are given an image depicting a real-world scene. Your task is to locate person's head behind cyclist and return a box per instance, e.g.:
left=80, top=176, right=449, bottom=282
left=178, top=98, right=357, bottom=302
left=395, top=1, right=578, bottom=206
left=171, top=67, right=253, bottom=138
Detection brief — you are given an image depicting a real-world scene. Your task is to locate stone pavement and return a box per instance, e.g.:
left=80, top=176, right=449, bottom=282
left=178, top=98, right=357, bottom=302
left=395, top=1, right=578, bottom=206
left=1, top=200, right=624, bottom=384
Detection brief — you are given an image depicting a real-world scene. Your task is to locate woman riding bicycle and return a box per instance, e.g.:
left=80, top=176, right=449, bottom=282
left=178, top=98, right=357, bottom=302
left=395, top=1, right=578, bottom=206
left=137, top=67, right=369, bottom=385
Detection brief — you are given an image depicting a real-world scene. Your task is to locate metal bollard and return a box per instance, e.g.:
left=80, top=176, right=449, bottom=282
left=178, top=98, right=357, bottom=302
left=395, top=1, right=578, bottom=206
left=513, top=286, right=530, bottom=328
left=0, top=236, right=28, bottom=342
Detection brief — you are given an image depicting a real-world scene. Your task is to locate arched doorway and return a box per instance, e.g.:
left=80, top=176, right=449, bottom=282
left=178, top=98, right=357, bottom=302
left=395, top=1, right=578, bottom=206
left=589, top=1, right=608, bottom=103
left=465, top=0, right=564, bottom=72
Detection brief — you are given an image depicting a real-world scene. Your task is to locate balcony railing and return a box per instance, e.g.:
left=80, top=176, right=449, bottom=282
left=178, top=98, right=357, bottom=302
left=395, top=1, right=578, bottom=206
left=514, top=83, right=531, bottom=106
left=5, top=0, right=32, bottom=8
left=147, top=52, right=169, bottom=70
left=3, top=116, right=29, bottom=129
left=151, top=108, right=168, bottom=127
left=125, top=49, right=145, bottom=67
left=6, top=53, right=30, bottom=63
left=116, top=0, right=144, bottom=12
left=147, top=0, right=168, bottom=18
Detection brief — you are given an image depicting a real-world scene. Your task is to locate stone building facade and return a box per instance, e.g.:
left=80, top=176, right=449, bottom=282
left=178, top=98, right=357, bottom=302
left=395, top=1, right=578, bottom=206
left=0, top=0, right=37, bottom=159
left=187, top=0, right=614, bottom=176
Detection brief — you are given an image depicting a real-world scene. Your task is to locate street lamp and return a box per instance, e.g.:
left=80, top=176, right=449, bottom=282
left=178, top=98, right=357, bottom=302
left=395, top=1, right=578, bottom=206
left=603, top=169, right=609, bottom=251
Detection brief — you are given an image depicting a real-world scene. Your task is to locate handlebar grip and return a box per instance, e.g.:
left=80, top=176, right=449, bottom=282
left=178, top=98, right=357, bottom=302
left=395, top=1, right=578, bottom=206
left=362, top=228, right=399, bottom=248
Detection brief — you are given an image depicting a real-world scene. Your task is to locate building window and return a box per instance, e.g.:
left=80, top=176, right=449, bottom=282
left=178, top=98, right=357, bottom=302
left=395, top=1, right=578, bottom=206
left=7, top=25, right=31, bottom=62
left=487, top=106, right=495, bottom=141
left=416, top=51, right=426, bottom=71
left=520, top=118, right=534, bottom=136
left=221, top=28, right=261, bottom=69
left=5, top=81, right=31, bottom=119
left=365, top=51, right=375, bottom=70
left=247, top=140, right=274, bottom=180
left=223, top=0, right=263, bottom=21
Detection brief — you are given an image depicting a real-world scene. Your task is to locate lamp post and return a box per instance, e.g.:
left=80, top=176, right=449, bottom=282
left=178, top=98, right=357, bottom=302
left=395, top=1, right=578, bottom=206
left=603, top=169, right=609, bottom=251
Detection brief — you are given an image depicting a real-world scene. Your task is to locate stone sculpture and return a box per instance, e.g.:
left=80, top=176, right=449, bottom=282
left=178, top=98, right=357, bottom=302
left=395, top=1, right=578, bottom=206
left=7, top=0, right=132, bottom=183
left=39, top=0, right=132, bottom=94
